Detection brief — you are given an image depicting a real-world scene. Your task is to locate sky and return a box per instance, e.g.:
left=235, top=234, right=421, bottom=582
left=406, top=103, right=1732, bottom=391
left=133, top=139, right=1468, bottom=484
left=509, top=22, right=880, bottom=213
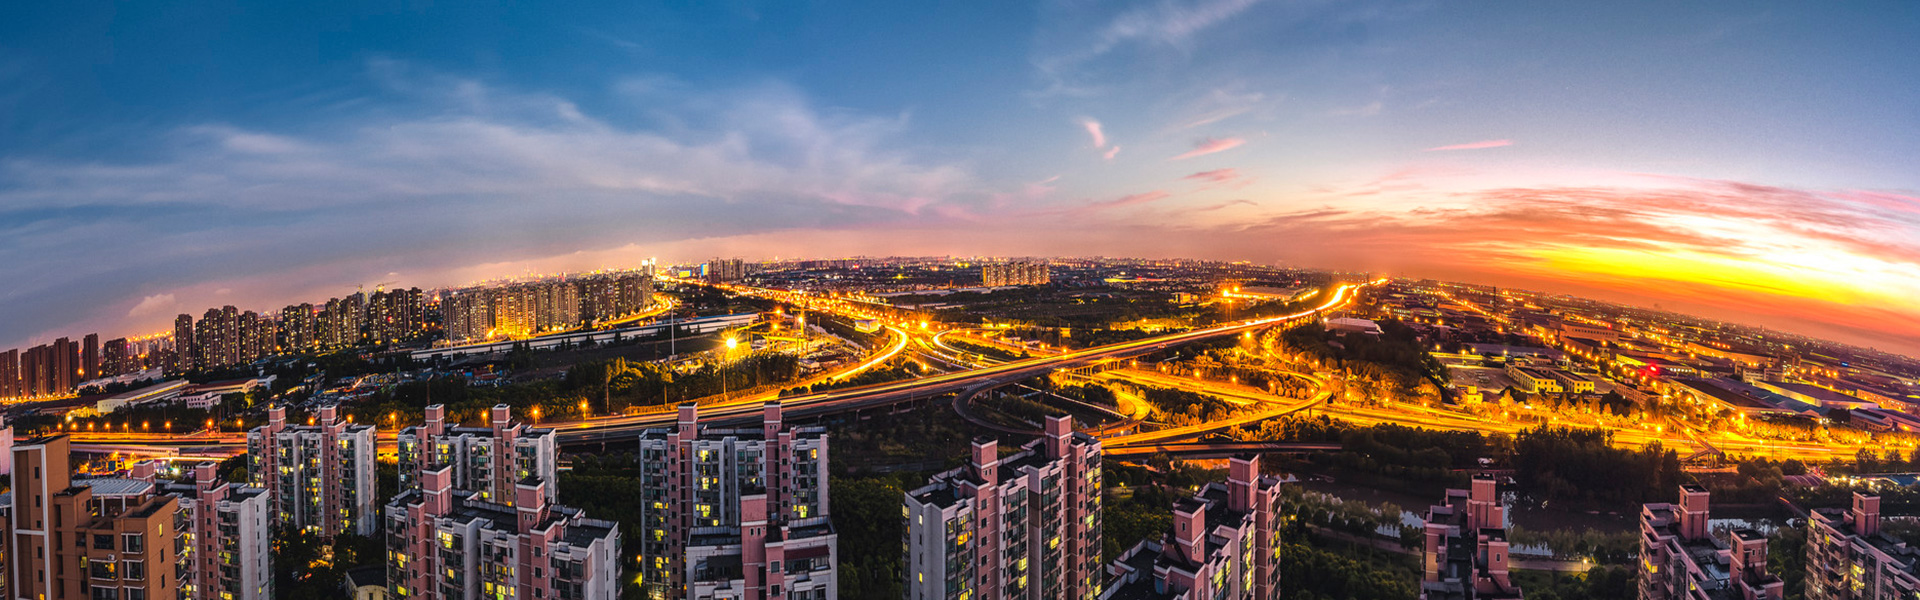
left=2, top=0, right=1918, bottom=356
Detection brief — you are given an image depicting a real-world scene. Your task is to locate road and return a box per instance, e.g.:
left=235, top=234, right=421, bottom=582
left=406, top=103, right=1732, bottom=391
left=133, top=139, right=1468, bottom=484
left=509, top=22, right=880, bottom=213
left=47, top=282, right=1370, bottom=455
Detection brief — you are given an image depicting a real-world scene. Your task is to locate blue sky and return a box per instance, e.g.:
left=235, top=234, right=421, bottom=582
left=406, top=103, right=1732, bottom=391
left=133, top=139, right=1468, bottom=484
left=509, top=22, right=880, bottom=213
left=3, top=0, right=1919, bottom=354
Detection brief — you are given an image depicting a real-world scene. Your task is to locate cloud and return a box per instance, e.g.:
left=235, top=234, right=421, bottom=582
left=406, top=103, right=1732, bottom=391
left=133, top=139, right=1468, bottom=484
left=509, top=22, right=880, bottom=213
left=1104, top=146, right=1121, bottom=160
left=0, top=65, right=990, bottom=348
left=1075, top=190, right=1173, bottom=214
left=126, top=294, right=177, bottom=318
left=1425, top=139, right=1512, bottom=151
left=1171, top=137, right=1245, bottom=160
left=1183, top=168, right=1242, bottom=184
left=1197, top=199, right=1256, bottom=211
left=1081, top=118, right=1108, bottom=148
left=1032, top=0, right=1264, bottom=96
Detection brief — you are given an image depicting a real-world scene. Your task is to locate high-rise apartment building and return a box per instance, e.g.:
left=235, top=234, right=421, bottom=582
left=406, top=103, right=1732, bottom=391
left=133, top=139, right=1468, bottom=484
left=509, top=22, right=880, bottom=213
left=705, top=258, right=747, bottom=283
left=280, top=303, right=316, bottom=353
left=1100, top=455, right=1284, bottom=600
left=1638, top=485, right=1783, bottom=600
left=396, top=405, right=559, bottom=507
left=247, top=405, right=379, bottom=538
left=82, top=333, right=99, bottom=381
left=174, top=313, right=197, bottom=372
left=905, top=416, right=1103, bottom=600
left=134, top=460, right=276, bottom=600
left=0, top=415, right=10, bottom=477
left=1806, top=492, right=1920, bottom=600
left=634, top=403, right=838, bottom=600
left=441, top=289, right=495, bottom=343
left=384, top=470, right=622, bottom=600
left=1420, top=475, right=1524, bottom=600
left=3, top=435, right=187, bottom=600
left=981, top=262, right=1051, bottom=287
left=102, top=337, right=131, bottom=378
left=0, top=348, right=17, bottom=399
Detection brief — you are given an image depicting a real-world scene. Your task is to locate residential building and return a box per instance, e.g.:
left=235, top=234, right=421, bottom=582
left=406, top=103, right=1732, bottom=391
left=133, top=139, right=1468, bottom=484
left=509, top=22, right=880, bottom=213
left=133, top=460, right=275, bottom=600
left=1638, top=485, right=1783, bottom=600
left=396, top=404, right=559, bottom=506
left=904, top=416, right=1102, bottom=600
left=982, top=262, right=1050, bottom=287
left=1098, top=455, right=1283, bottom=600
left=1420, top=475, right=1524, bottom=600
left=247, top=405, right=379, bottom=538
left=635, top=402, right=838, bottom=600
left=1805, top=493, right=1920, bottom=600
left=383, top=470, right=622, bottom=600
left=705, top=258, right=747, bottom=283
left=3, top=435, right=187, bottom=600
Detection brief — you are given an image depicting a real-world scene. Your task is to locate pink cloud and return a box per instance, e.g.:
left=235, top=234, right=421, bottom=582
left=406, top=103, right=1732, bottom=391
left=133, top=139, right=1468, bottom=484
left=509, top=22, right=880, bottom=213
left=1183, top=168, right=1241, bottom=184
left=1081, top=119, right=1107, bottom=148
left=1424, top=139, right=1513, bottom=152
left=1075, top=190, right=1172, bottom=214
left=1197, top=199, right=1256, bottom=212
left=1170, top=137, right=1246, bottom=160
left=1103, top=145, right=1121, bottom=160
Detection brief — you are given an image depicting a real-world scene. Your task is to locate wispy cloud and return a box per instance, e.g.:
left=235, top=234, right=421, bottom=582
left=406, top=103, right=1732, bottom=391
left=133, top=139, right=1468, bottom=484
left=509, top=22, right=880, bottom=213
left=1075, top=190, right=1173, bottom=214
left=1197, top=199, right=1255, bottom=211
left=1183, top=168, right=1241, bottom=184
left=1103, top=146, right=1121, bottom=160
left=0, top=65, right=988, bottom=347
left=1171, top=137, right=1245, bottom=160
left=1081, top=118, right=1108, bottom=148
left=126, top=294, right=177, bottom=318
left=1425, top=139, right=1512, bottom=151
left=1032, top=0, right=1264, bottom=96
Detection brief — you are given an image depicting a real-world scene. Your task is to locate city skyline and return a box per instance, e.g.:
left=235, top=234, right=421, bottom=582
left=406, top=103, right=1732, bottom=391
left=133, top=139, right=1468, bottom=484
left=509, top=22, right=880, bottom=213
left=3, top=1, right=1918, bottom=356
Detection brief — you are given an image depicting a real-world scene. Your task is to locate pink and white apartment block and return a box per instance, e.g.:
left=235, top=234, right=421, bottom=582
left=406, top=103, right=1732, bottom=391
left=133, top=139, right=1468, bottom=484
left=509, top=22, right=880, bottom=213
left=247, top=405, right=379, bottom=538
left=905, top=416, right=1103, bottom=600
left=1639, top=485, right=1783, bottom=600
left=635, top=402, right=837, bottom=600
left=1420, top=475, right=1524, bottom=600
left=134, top=461, right=274, bottom=600
left=1097, top=455, right=1283, bottom=600
left=1806, top=493, right=1920, bottom=600
left=384, top=470, right=622, bottom=600
left=397, top=404, right=559, bottom=507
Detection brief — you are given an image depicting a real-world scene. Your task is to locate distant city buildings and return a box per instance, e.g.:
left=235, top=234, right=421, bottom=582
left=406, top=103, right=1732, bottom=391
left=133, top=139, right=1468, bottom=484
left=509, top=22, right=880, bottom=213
left=704, top=258, right=747, bottom=283
left=247, top=405, right=380, bottom=538
left=635, top=402, right=838, bottom=600
left=1420, top=475, right=1524, bottom=600
left=905, top=417, right=1102, bottom=600
left=981, top=262, right=1050, bottom=287
left=1100, top=455, right=1284, bottom=600
left=1638, top=485, right=1782, bottom=600
left=441, top=273, right=653, bottom=344
left=1806, top=493, right=1920, bottom=600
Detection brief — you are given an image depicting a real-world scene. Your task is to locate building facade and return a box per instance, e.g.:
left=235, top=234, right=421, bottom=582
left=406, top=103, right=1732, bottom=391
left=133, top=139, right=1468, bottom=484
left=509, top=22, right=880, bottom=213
left=1098, top=455, right=1283, bottom=600
left=904, top=416, right=1102, bottom=600
left=247, top=405, right=379, bottom=538
left=397, top=404, right=559, bottom=506
left=384, top=472, right=622, bottom=600
left=634, top=402, right=837, bottom=600
left=981, top=262, right=1050, bottom=287
left=1420, top=475, right=1524, bottom=600
left=134, top=461, right=275, bottom=600
left=1806, top=493, right=1920, bottom=600
left=1638, top=485, right=1783, bottom=600
left=3, top=435, right=188, bottom=600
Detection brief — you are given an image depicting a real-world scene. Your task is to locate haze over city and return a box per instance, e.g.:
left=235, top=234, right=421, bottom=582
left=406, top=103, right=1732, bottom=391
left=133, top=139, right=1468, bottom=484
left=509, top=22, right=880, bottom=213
left=1, top=1, right=1916, bottom=356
